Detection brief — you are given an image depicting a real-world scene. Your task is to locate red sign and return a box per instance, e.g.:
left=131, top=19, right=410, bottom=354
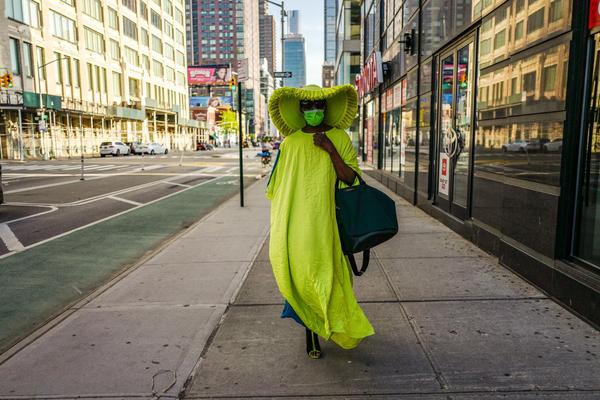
left=355, top=51, right=383, bottom=99
left=591, top=0, right=600, bottom=30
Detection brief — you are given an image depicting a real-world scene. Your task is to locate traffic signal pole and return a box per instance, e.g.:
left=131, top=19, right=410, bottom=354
left=237, top=79, right=244, bottom=207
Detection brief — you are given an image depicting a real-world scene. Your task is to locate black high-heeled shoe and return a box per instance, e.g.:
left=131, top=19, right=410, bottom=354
left=305, top=328, right=322, bottom=359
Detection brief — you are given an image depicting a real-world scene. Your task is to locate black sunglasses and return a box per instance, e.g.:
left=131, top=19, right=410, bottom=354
left=300, top=99, right=326, bottom=109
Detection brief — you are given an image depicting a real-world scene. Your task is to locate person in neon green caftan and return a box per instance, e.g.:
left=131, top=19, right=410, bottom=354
left=266, top=84, right=374, bottom=357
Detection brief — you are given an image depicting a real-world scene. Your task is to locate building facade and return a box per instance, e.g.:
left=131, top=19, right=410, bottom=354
left=322, top=62, right=335, bottom=87
left=1, top=0, right=202, bottom=160
left=288, top=10, right=300, bottom=35
left=357, top=0, right=599, bottom=326
left=324, top=0, right=337, bottom=63
left=186, top=0, right=263, bottom=136
left=283, top=33, right=306, bottom=88
left=334, top=0, right=361, bottom=87
left=259, top=0, right=276, bottom=75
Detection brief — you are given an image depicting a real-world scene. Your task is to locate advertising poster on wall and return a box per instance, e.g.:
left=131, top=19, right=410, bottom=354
left=187, top=65, right=231, bottom=86
left=438, top=153, right=450, bottom=196
left=190, top=95, right=233, bottom=132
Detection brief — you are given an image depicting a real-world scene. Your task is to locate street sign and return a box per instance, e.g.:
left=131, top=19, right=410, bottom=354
left=237, top=58, right=249, bottom=82
left=274, top=71, right=293, bottom=78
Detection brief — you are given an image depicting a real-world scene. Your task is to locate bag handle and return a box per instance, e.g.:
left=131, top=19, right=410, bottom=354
left=348, top=250, right=370, bottom=276
left=335, top=173, right=366, bottom=191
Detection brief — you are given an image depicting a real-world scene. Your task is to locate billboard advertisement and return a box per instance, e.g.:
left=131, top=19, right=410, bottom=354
left=187, top=65, right=231, bottom=86
left=190, top=95, right=233, bottom=133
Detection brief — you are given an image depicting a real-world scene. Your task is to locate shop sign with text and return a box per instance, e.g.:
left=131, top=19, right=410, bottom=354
left=355, top=51, right=383, bottom=98
left=439, top=154, right=450, bottom=196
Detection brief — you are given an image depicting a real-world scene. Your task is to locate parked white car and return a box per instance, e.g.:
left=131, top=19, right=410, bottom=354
left=100, top=141, right=130, bottom=157
left=543, top=139, right=563, bottom=152
left=140, top=142, right=169, bottom=155
left=502, top=140, right=529, bottom=153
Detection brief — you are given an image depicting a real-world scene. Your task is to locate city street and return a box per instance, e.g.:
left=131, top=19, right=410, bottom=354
left=0, top=148, right=269, bottom=355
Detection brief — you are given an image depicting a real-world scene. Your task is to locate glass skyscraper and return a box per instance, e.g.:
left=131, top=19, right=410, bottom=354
left=288, top=10, right=300, bottom=35
left=283, top=34, right=306, bottom=88
left=324, top=0, right=337, bottom=63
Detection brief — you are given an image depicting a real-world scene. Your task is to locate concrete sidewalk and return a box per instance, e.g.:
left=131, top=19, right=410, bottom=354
left=183, top=177, right=600, bottom=399
left=0, top=178, right=271, bottom=399
left=0, top=175, right=598, bottom=400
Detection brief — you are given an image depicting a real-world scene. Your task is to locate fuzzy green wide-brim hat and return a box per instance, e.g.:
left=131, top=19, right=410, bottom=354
left=268, top=84, right=358, bottom=136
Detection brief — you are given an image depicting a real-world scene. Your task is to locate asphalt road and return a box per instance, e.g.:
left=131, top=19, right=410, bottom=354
left=0, top=148, right=268, bottom=257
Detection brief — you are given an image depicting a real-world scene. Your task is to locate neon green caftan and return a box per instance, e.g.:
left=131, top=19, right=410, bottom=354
left=266, top=127, right=375, bottom=349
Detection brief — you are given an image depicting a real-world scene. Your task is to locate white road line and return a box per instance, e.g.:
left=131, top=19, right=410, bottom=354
left=200, top=166, right=225, bottom=173
left=139, top=164, right=166, bottom=171
left=0, top=223, right=24, bottom=251
left=162, top=181, right=192, bottom=188
left=108, top=196, right=143, bottom=206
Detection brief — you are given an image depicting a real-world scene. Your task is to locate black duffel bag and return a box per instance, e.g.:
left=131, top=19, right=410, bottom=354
left=335, top=175, right=398, bottom=276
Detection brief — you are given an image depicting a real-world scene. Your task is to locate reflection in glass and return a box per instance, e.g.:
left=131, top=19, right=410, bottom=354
left=453, top=43, right=473, bottom=207
left=576, top=33, right=600, bottom=268
left=439, top=54, right=454, bottom=199
left=403, top=99, right=418, bottom=187
left=419, top=94, right=432, bottom=194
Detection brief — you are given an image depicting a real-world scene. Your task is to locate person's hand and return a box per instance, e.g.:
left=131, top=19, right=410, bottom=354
left=313, top=132, right=335, bottom=155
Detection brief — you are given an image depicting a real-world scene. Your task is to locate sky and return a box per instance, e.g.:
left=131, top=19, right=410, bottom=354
left=268, top=0, right=325, bottom=85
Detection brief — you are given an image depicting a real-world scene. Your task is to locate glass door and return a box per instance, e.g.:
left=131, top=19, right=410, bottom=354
left=434, top=37, right=476, bottom=219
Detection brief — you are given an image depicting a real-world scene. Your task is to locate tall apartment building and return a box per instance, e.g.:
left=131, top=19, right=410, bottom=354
left=334, top=0, right=360, bottom=86
left=259, top=0, right=276, bottom=75
left=321, top=62, right=334, bottom=88
left=283, top=34, right=306, bottom=88
left=186, top=0, right=264, bottom=135
left=1, top=0, right=201, bottom=160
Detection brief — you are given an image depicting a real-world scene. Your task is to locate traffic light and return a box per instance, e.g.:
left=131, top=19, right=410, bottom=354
left=1, top=73, right=13, bottom=88
left=229, top=75, right=237, bottom=90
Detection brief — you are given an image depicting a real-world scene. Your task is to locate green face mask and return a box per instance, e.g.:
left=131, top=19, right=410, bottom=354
left=303, top=109, right=325, bottom=127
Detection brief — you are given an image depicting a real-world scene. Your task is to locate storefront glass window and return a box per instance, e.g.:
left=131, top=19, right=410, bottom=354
left=419, top=94, right=432, bottom=195
left=403, top=98, right=418, bottom=187
left=575, top=33, right=600, bottom=268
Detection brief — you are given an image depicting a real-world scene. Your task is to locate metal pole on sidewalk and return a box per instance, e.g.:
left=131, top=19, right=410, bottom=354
left=238, top=80, right=244, bottom=207
left=79, top=114, right=84, bottom=180
left=17, top=109, right=24, bottom=161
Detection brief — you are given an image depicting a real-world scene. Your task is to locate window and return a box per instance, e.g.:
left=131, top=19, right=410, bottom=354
left=164, top=21, right=174, bottom=38
left=108, top=8, right=119, bottom=30
left=543, top=65, right=557, bottom=91
left=124, top=46, right=139, bottom=66
left=523, top=71, right=537, bottom=92
left=73, top=58, right=80, bottom=87
left=54, top=52, right=62, bottom=83
left=123, top=17, right=138, bottom=40
left=6, top=0, right=41, bottom=28
left=87, top=63, right=94, bottom=91
left=22, top=42, right=33, bottom=77
left=480, top=39, right=491, bottom=56
left=549, top=0, right=563, bottom=23
left=110, top=39, right=121, bottom=60
left=129, top=77, right=140, bottom=97
left=84, top=28, right=105, bottom=54
left=176, top=50, right=185, bottom=65
left=51, top=11, right=77, bottom=42
left=493, top=29, right=506, bottom=50
left=112, top=71, right=122, bottom=96
left=63, top=56, right=72, bottom=86
left=174, top=7, right=183, bottom=25
left=527, top=8, right=545, bottom=34
left=140, top=28, right=149, bottom=46
left=143, top=55, right=150, bottom=70
left=152, top=35, right=163, bottom=53
left=83, top=0, right=103, bottom=21
left=151, top=10, right=162, bottom=30
left=515, top=21, right=524, bottom=40
left=9, top=38, right=21, bottom=75
left=122, top=0, right=137, bottom=13
left=152, top=60, right=163, bottom=77
left=102, top=67, right=108, bottom=94
left=165, top=66, right=175, bottom=82
left=163, top=0, right=173, bottom=16
left=140, top=2, right=148, bottom=20
left=165, top=44, right=174, bottom=60
left=175, top=29, right=184, bottom=45
left=36, top=46, right=45, bottom=79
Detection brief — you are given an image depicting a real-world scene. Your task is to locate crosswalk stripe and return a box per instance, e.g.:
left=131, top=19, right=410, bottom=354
left=0, top=223, right=24, bottom=251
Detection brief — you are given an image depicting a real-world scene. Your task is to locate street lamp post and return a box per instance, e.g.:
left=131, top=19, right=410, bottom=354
left=266, top=0, right=287, bottom=87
